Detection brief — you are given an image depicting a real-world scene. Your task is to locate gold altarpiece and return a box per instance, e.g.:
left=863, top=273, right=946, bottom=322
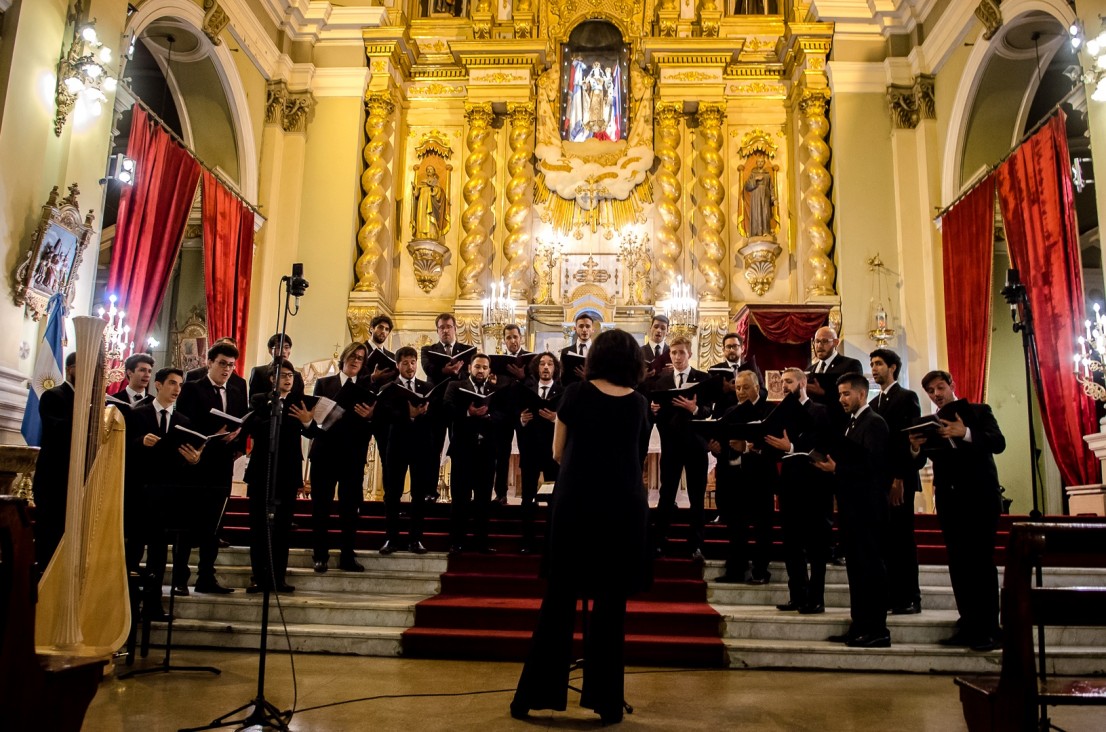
left=346, top=0, right=837, bottom=366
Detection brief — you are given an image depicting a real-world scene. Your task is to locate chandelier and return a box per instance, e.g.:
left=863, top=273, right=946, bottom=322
left=482, top=278, right=516, bottom=354
left=664, top=275, right=698, bottom=339
left=866, top=254, right=896, bottom=347
left=98, top=295, right=132, bottom=384
left=1076, top=303, right=1106, bottom=401
left=55, top=1, right=117, bottom=135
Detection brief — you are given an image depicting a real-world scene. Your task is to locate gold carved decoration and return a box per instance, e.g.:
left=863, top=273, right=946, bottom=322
left=13, top=184, right=95, bottom=321
left=975, top=0, right=1002, bottom=41
left=408, top=134, right=453, bottom=293
left=656, top=0, right=679, bottom=38
left=407, top=240, right=452, bottom=293
left=886, top=84, right=920, bottom=129
left=727, top=82, right=786, bottom=97
left=407, top=82, right=466, bottom=98
left=479, top=72, right=527, bottom=84
left=735, top=129, right=781, bottom=297
left=666, top=71, right=715, bottom=82
left=346, top=305, right=379, bottom=344
left=502, top=103, right=536, bottom=299
left=698, top=0, right=722, bottom=38
left=653, top=101, right=683, bottom=300
left=354, top=91, right=395, bottom=294
left=914, top=75, right=936, bottom=120
left=455, top=315, right=482, bottom=346
left=696, top=315, right=729, bottom=370
left=738, top=239, right=783, bottom=296
left=201, top=1, right=230, bottom=45
left=544, top=0, right=646, bottom=45
left=265, top=81, right=315, bottom=134
left=534, top=174, right=652, bottom=236
left=458, top=103, right=496, bottom=298
left=694, top=103, right=726, bottom=301
left=798, top=88, right=836, bottom=297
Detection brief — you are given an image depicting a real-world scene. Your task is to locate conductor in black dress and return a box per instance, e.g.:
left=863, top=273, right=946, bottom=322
left=307, top=343, right=374, bottom=574
left=515, top=352, right=563, bottom=551
left=909, top=370, right=1006, bottom=651
left=512, top=328, right=651, bottom=725
left=869, top=348, right=925, bottom=615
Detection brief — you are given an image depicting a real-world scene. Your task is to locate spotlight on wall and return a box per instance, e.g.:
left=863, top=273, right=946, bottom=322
left=54, top=1, right=115, bottom=135
left=106, top=153, right=137, bottom=185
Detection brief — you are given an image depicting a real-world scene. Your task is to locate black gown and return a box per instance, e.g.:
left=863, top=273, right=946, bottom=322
left=513, top=381, right=651, bottom=719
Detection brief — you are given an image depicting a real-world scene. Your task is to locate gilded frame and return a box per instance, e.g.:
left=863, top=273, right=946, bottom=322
left=13, top=183, right=95, bottom=321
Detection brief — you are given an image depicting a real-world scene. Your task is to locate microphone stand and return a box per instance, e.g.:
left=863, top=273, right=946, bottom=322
left=1001, top=267, right=1044, bottom=519
left=182, top=267, right=307, bottom=732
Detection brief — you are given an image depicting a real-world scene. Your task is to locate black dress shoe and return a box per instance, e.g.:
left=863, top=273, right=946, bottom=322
left=218, top=538, right=231, bottom=548
left=775, top=601, right=802, bottom=611
left=170, top=585, right=190, bottom=597
left=380, top=541, right=397, bottom=555
left=276, top=583, right=295, bottom=593
left=408, top=541, right=428, bottom=554
left=891, top=602, right=921, bottom=615
left=690, top=548, right=705, bottom=561
left=746, top=574, right=770, bottom=585
left=339, top=558, right=365, bottom=572
left=424, top=493, right=440, bottom=503
left=598, top=708, right=623, bottom=725
left=713, top=573, right=743, bottom=584
left=313, top=560, right=328, bottom=573
left=245, top=583, right=265, bottom=594
left=194, top=580, right=234, bottom=594
left=509, top=702, right=529, bottom=720
left=477, top=545, right=497, bottom=554
left=448, top=544, right=464, bottom=556
left=847, top=632, right=891, bottom=648
left=827, top=633, right=853, bottom=644
left=939, top=631, right=972, bottom=647
left=144, top=606, right=171, bottom=623
left=518, top=545, right=533, bottom=555
left=799, top=603, right=826, bottom=615
left=969, top=635, right=1000, bottom=652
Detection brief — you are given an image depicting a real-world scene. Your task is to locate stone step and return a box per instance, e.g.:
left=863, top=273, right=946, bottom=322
left=163, top=564, right=442, bottom=596
left=146, top=619, right=403, bottom=657
left=707, top=581, right=959, bottom=611
left=722, top=638, right=1106, bottom=675
left=165, top=589, right=425, bottom=628
left=195, top=547, right=450, bottom=574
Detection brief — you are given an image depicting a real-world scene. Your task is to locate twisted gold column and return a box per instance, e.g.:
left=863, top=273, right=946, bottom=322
left=502, top=102, right=535, bottom=299
left=653, top=101, right=683, bottom=300
left=694, top=103, right=726, bottom=301
left=799, top=89, right=836, bottom=297
left=459, top=103, right=496, bottom=298
left=354, top=92, right=394, bottom=292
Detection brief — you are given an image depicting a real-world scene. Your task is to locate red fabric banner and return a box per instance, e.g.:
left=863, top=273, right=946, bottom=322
left=201, top=171, right=255, bottom=375
left=107, top=106, right=201, bottom=356
left=938, top=175, right=994, bottom=404
left=996, top=113, right=1100, bottom=487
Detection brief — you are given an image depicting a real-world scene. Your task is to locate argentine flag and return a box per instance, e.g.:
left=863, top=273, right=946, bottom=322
left=20, top=293, right=66, bottom=446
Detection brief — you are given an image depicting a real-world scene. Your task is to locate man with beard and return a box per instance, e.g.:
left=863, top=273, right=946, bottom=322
left=649, top=335, right=713, bottom=558
left=492, top=323, right=531, bottom=505
left=516, top=352, right=563, bottom=552
left=816, top=374, right=892, bottom=648
left=709, top=370, right=776, bottom=583
left=421, top=313, right=469, bottom=502
left=444, top=354, right=504, bottom=553
left=360, top=314, right=398, bottom=478
left=805, top=326, right=862, bottom=428
left=764, top=368, right=832, bottom=613
left=709, top=332, right=762, bottom=417
left=870, top=348, right=925, bottom=615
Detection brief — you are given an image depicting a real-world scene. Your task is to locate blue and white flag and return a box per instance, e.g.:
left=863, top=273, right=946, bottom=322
left=20, top=293, right=66, bottom=446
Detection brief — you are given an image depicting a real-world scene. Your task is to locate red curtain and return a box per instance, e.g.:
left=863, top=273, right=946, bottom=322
left=736, top=307, right=830, bottom=372
left=107, top=106, right=201, bottom=353
left=996, top=113, right=1099, bottom=487
left=201, top=171, right=255, bottom=376
left=939, top=175, right=995, bottom=404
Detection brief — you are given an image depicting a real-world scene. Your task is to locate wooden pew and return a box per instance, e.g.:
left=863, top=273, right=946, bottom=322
left=0, top=496, right=105, bottom=731
left=955, top=522, right=1106, bottom=731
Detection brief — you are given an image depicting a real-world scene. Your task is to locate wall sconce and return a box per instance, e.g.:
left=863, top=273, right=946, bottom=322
left=55, top=1, right=116, bottom=135
left=866, top=254, right=896, bottom=347
left=1070, top=17, right=1106, bottom=102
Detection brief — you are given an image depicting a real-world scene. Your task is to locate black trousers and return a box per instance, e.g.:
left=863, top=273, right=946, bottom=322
left=382, top=443, right=432, bottom=543
left=837, top=490, right=889, bottom=637
left=885, top=495, right=921, bottom=609
left=518, top=439, right=559, bottom=543
left=937, top=485, right=1001, bottom=638
left=172, top=481, right=230, bottom=587
left=450, top=446, right=496, bottom=547
left=513, top=583, right=628, bottom=716
left=719, top=479, right=775, bottom=579
left=493, top=428, right=515, bottom=500
left=310, top=458, right=365, bottom=561
left=778, top=482, right=834, bottom=605
left=247, top=483, right=294, bottom=588
left=654, top=440, right=708, bottom=552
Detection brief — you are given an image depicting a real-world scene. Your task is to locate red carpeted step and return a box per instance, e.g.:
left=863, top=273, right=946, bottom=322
left=400, top=627, right=726, bottom=667
left=412, top=596, right=722, bottom=636
left=438, top=572, right=707, bottom=603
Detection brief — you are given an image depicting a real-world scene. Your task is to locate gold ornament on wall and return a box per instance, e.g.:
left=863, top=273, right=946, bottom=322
left=354, top=91, right=396, bottom=294
left=14, top=184, right=95, bottom=321
left=653, top=101, right=683, bottom=301
left=458, top=103, right=496, bottom=298
left=735, top=129, right=782, bottom=297
left=502, top=103, right=536, bottom=299
left=798, top=88, right=836, bottom=297
left=695, top=103, right=727, bottom=301
left=407, top=133, right=455, bottom=294
left=407, top=240, right=452, bottom=293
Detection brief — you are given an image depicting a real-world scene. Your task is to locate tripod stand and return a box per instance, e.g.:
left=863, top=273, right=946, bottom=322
left=1001, top=267, right=1045, bottom=519
left=181, top=265, right=307, bottom=732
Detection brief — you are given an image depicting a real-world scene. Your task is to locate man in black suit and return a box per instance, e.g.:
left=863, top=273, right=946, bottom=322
left=307, top=343, right=374, bottom=574
left=558, top=312, right=594, bottom=385
left=186, top=337, right=248, bottom=394
left=815, top=373, right=892, bottom=648
left=444, top=354, right=504, bottom=554
left=172, top=341, right=249, bottom=595
left=650, top=335, right=713, bottom=558
left=910, top=370, right=1006, bottom=652
left=359, top=314, right=398, bottom=480
left=805, top=326, right=863, bottom=427
left=710, top=370, right=777, bottom=583
left=709, top=332, right=762, bottom=417
left=120, top=353, right=155, bottom=404
left=421, top=313, right=468, bottom=501
left=378, top=346, right=434, bottom=554
left=32, top=351, right=76, bottom=571
left=125, top=368, right=203, bottom=619
left=764, top=368, right=833, bottom=613
left=492, top=323, right=531, bottom=504
left=248, top=333, right=305, bottom=399
left=642, top=314, right=670, bottom=379
left=870, top=348, right=925, bottom=615
left=516, top=352, right=563, bottom=552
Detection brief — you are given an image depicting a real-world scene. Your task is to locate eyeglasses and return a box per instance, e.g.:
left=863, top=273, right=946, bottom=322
left=214, top=358, right=236, bottom=368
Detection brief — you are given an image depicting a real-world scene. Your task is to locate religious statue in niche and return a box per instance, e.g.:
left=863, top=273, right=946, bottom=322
left=411, top=165, right=449, bottom=241
left=422, top=0, right=468, bottom=17
left=736, top=131, right=784, bottom=297
left=742, top=152, right=777, bottom=239
left=407, top=135, right=454, bottom=293
left=559, top=21, right=628, bottom=143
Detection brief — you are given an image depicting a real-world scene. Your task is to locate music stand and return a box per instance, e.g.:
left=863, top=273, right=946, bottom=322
left=119, top=480, right=220, bottom=679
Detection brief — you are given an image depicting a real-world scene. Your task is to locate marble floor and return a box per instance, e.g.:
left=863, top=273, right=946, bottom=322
left=83, top=650, right=1103, bottom=731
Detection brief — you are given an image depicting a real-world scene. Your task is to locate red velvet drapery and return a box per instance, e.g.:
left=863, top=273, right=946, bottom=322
left=201, top=171, right=255, bottom=376
left=107, top=106, right=201, bottom=353
left=938, top=175, right=995, bottom=404
left=996, top=113, right=1099, bottom=487
left=735, top=307, right=830, bottom=372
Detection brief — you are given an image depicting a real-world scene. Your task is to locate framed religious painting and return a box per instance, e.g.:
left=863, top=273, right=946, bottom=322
left=13, top=183, right=95, bottom=321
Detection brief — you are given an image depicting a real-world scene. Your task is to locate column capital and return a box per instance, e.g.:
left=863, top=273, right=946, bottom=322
left=506, top=101, right=536, bottom=126
left=265, top=80, right=316, bottom=134
left=465, top=102, right=496, bottom=129
left=696, top=102, right=726, bottom=127
left=364, top=90, right=396, bottom=118
left=798, top=88, right=831, bottom=117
